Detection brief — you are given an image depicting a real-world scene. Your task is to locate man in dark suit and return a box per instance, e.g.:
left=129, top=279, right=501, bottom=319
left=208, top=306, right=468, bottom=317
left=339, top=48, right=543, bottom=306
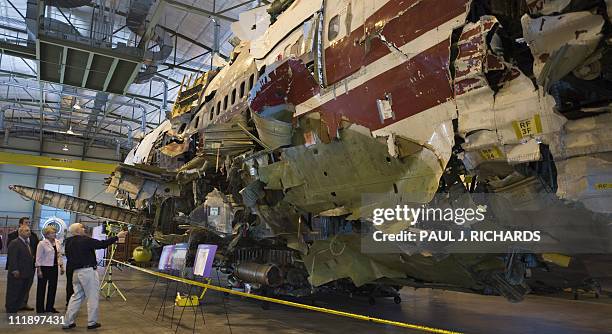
left=5, top=225, right=36, bottom=313
left=5, top=217, right=39, bottom=310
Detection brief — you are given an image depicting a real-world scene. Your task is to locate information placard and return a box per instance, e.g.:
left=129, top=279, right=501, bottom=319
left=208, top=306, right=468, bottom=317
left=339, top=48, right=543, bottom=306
left=171, top=243, right=189, bottom=271
left=158, top=244, right=175, bottom=270
left=193, top=244, right=218, bottom=277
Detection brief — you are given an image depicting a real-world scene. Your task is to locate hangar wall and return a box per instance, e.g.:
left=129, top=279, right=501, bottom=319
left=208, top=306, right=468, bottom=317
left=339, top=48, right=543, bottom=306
left=0, top=136, right=120, bottom=247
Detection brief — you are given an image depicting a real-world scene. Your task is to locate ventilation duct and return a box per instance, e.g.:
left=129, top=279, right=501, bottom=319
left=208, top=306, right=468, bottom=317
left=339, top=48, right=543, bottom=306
left=86, top=92, right=109, bottom=130
left=126, top=0, right=174, bottom=83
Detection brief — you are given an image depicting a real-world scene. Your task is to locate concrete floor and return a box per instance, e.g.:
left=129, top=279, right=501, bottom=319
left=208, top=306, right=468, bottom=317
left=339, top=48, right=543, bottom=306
left=1, top=255, right=611, bottom=334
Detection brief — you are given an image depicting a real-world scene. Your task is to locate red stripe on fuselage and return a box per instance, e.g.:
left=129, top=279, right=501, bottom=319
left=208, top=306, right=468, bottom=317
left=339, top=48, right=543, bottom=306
left=313, top=40, right=454, bottom=136
left=325, top=0, right=469, bottom=85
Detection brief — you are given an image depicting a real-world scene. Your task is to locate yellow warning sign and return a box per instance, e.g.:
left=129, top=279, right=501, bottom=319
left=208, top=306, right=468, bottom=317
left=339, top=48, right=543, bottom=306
left=479, top=146, right=504, bottom=160
left=513, top=114, right=543, bottom=139
left=594, top=183, right=612, bottom=190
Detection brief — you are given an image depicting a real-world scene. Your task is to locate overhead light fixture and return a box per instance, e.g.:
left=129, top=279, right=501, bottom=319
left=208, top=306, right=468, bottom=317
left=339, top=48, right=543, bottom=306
left=62, top=144, right=69, bottom=151
left=73, top=104, right=81, bottom=110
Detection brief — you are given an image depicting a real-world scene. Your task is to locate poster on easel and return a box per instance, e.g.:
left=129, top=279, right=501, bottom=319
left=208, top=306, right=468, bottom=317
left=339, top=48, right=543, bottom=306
left=158, top=244, right=175, bottom=271
left=193, top=244, right=218, bottom=278
left=171, top=243, right=189, bottom=272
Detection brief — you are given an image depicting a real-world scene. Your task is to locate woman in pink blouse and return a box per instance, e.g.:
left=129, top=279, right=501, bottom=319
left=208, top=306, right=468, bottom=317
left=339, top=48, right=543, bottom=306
left=35, top=226, right=65, bottom=313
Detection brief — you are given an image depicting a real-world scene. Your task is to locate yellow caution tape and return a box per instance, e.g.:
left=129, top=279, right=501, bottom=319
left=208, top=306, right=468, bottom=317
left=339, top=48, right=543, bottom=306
left=111, top=259, right=463, bottom=334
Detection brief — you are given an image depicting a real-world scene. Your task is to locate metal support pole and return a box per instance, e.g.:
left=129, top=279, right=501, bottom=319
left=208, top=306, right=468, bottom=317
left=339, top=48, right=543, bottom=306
left=143, top=276, right=160, bottom=314
left=156, top=276, right=172, bottom=322
left=32, top=81, right=44, bottom=222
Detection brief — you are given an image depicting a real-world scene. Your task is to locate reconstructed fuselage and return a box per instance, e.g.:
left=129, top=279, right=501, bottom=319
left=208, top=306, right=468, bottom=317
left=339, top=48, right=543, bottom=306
left=15, top=0, right=612, bottom=302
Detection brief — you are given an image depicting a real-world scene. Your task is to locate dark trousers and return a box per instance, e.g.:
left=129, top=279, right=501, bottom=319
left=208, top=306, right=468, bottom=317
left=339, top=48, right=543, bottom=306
left=36, top=266, right=58, bottom=313
left=5, top=274, right=31, bottom=313
left=23, top=274, right=33, bottom=306
left=66, top=268, right=74, bottom=307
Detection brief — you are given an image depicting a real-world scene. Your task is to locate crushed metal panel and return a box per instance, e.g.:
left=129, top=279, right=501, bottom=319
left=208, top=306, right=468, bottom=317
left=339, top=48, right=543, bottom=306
left=521, top=11, right=604, bottom=82
left=537, top=43, right=598, bottom=91
left=203, top=189, right=235, bottom=235
left=455, top=16, right=567, bottom=171
left=171, top=70, right=216, bottom=118
left=231, top=5, right=271, bottom=42
left=550, top=113, right=612, bottom=213
left=135, top=180, right=159, bottom=201
left=491, top=73, right=565, bottom=146
left=462, top=130, right=508, bottom=170
left=249, top=0, right=323, bottom=59
left=550, top=113, right=612, bottom=159
left=160, top=140, right=190, bottom=157
left=249, top=58, right=321, bottom=114
left=259, top=124, right=443, bottom=216
left=556, top=153, right=612, bottom=214
left=372, top=103, right=456, bottom=166
left=252, top=109, right=294, bottom=149
left=506, top=139, right=542, bottom=164
left=454, top=16, right=505, bottom=136
left=525, top=0, right=572, bottom=15
left=127, top=120, right=172, bottom=165
left=303, top=235, right=405, bottom=287
left=115, top=172, right=146, bottom=195
left=258, top=160, right=305, bottom=190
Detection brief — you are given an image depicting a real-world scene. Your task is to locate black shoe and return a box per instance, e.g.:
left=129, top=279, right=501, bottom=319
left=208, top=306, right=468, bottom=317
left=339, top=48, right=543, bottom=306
left=20, top=306, right=34, bottom=311
left=62, top=323, right=76, bottom=330
left=87, top=323, right=101, bottom=330
left=47, top=308, right=60, bottom=313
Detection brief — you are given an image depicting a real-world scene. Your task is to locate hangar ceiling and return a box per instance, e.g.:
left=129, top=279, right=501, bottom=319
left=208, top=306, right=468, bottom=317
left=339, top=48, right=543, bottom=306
left=0, top=0, right=265, bottom=156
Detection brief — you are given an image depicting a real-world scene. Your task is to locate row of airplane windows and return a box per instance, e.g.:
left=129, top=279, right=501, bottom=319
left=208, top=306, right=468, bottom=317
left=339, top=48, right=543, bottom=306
left=206, top=72, right=257, bottom=122
left=190, top=66, right=267, bottom=132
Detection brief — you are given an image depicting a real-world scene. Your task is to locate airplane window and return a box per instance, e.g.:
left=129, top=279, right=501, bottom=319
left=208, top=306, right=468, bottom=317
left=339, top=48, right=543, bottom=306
left=223, top=95, right=228, bottom=110
left=328, top=15, right=340, bottom=41
left=248, top=74, right=254, bottom=90
left=210, top=106, right=214, bottom=120
left=231, top=88, right=236, bottom=104
left=240, top=81, right=245, bottom=98
left=216, top=101, right=221, bottom=115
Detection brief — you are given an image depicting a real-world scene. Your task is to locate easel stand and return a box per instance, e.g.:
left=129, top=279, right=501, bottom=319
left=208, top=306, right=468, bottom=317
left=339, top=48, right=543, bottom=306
left=153, top=270, right=178, bottom=326
left=100, top=237, right=126, bottom=301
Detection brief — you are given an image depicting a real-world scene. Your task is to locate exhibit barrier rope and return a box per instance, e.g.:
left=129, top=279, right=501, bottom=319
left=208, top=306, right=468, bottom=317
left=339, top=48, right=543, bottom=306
left=111, top=259, right=464, bottom=334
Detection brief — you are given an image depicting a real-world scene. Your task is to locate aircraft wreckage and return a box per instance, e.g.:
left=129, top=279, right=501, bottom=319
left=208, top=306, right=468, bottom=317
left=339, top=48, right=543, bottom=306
left=11, top=0, right=612, bottom=302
